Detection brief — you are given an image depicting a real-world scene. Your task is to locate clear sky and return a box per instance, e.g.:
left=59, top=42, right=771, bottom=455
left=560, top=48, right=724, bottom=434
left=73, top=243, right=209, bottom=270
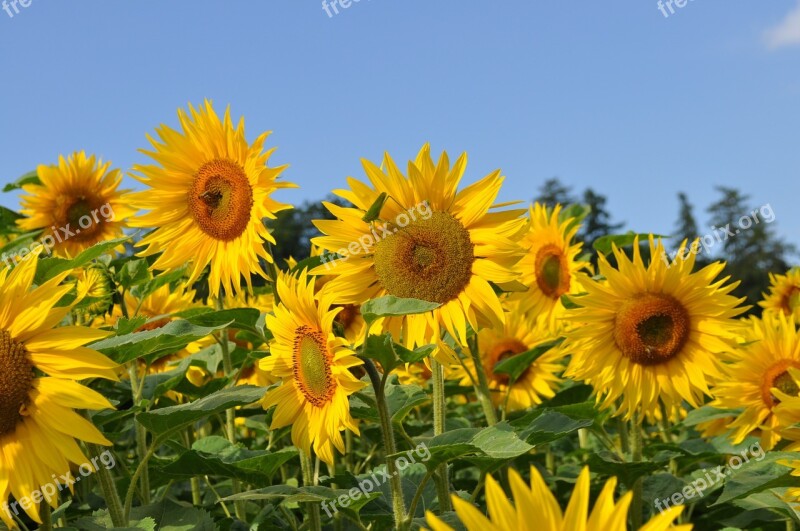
left=1, top=1, right=799, bottom=250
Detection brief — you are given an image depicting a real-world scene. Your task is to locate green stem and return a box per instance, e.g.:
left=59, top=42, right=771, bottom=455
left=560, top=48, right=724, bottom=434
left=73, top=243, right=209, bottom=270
left=128, top=364, right=151, bottom=506
left=466, top=336, right=498, bottom=427
left=88, top=442, right=126, bottom=527
left=630, top=412, right=644, bottom=530
left=123, top=436, right=161, bottom=522
left=39, top=502, right=52, bottom=531
left=405, top=471, right=433, bottom=525
left=430, top=359, right=452, bottom=513
left=363, top=359, right=407, bottom=529
left=299, top=451, right=322, bottom=531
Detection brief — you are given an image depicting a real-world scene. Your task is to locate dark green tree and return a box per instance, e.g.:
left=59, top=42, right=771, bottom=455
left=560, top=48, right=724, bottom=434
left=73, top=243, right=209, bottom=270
left=266, top=195, right=345, bottom=266
left=579, top=188, right=624, bottom=254
left=674, top=192, right=699, bottom=244
left=534, top=178, right=576, bottom=208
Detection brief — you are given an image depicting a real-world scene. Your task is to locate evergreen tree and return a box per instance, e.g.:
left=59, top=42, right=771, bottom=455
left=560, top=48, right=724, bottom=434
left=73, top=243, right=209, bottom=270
left=534, top=178, right=576, bottom=208
left=674, top=192, right=699, bottom=244
left=579, top=188, right=624, bottom=254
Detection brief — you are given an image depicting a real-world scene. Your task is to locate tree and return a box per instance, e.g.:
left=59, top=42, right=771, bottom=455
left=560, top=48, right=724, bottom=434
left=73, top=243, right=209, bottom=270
left=579, top=188, right=624, bottom=254
left=674, top=192, right=699, bottom=244
left=534, top=178, right=576, bottom=208
left=266, top=195, right=346, bottom=266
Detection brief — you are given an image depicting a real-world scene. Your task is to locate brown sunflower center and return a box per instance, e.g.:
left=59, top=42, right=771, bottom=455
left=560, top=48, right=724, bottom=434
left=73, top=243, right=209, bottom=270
left=614, top=293, right=690, bottom=366
left=373, top=212, right=474, bottom=304
left=781, top=287, right=800, bottom=315
left=535, top=244, right=570, bottom=299
left=189, top=159, right=254, bottom=241
left=489, top=338, right=529, bottom=385
left=335, top=304, right=360, bottom=332
left=761, top=361, right=800, bottom=408
left=0, top=330, right=34, bottom=436
left=293, top=325, right=335, bottom=407
left=62, top=195, right=105, bottom=242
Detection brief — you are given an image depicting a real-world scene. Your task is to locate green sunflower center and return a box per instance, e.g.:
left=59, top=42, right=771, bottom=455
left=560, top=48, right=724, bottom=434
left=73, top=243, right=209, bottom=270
left=614, top=293, right=691, bottom=366
left=535, top=244, right=570, bottom=299
left=64, top=195, right=104, bottom=242
left=490, top=338, right=529, bottom=385
left=373, top=212, right=474, bottom=304
left=293, top=325, right=335, bottom=407
left=189, top=159, right=254, bottom=241
left=782, top=287, right=800, bottom=315
left=762, top=361, right=800, bottom=407
left=0, top=330, right=34, bottom=436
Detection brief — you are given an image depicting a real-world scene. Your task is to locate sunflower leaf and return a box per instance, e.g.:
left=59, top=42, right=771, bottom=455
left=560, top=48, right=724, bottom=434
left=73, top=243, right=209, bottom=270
left=2, top=169, right=40, bottom=192
left=360, top=296, right=440, bottom=324
left=593, top=232, right=667, bottom=256
left=493, top=338, right=564, bottom=383
left=34, top=236, right=130, bottom=283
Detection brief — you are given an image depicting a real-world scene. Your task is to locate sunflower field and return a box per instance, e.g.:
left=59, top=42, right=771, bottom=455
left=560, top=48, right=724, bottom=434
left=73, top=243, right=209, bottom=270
left=1, top=100, right=799, bottom=531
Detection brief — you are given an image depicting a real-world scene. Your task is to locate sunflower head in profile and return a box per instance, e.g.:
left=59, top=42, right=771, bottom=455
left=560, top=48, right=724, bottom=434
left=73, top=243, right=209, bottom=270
left=563, top=237, right=746, bottom=421
left=451, top=299, right=564, bottom=412
left=130, top=100, right=295, bottom=298
left=0, top=254, right=118, bottom=527
left=513, top=203, right=592, bottom=322
left=711, top=313, right=800, bottom=449
left=425, top=465, right=688, bottom=531
left=18, top=151, right=134, bottom=257
left=74, top=264, right=114, bottom=316
left=760, top=268, right=800, bottom=321
left=311, top=144, right=526, bottom=355
left=259, top=271, right=366, bottom=465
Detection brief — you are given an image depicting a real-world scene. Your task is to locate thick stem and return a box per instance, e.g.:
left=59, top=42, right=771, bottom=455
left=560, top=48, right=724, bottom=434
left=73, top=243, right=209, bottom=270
left=39, top=502, right=52, bottom=531
left=299, top=451, right=322, bottom=531
left=430, top=359, right=452, bottom=513
left=630, top=412, right=644, bottom=530
left=467, top=336, right=498, bottom=427
left=88, top=442, right=126, bottom=527
left=364, top=359, right=407, bottom=529
left=128, top=364, right=151, bottom=505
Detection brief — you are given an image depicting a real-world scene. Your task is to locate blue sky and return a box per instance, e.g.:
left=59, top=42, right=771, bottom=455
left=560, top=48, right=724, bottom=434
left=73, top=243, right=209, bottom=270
left=1, top=1, right=799, bottom=251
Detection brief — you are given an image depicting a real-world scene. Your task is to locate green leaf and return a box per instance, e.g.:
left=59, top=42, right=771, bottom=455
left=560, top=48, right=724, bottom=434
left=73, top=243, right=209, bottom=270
left=360, top=296, right=440, bottom=324
left=362, top=333, right=401, bottom=373
left=0, top=206, right=23, bottom=235
left=137, top=386, right=266, bottom=434
left=418, top=422, right=534, bottom=470
left=510, top=403, right=597, bottom=445
left=714, top=451, right=796, bottom=505
left=156, top=436, right=297, bottom=484
left=586, top=452, right=661, bottom=488
left=186, top=307, right=261, bottom=332
left=593, top=232, right=667, bottom=256
left=35, top=237, right=129, bottom=283
left=291, top=254, right=325, bottom=274
left=3, top=170, right=40, bottom=192
left=131, top=265, right=187, bottom=300
left=118, top=258, right=150, bottom=289
left=493, top=338, right=563, bottom=383
left=361, top=192, right=389, bottom=222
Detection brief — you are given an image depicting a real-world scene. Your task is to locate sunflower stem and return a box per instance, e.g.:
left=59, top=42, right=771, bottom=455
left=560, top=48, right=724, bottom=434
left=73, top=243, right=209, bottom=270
left=363, top=359, right=407, bottom=529
left=630, top=412, right=644, bottom=530
left=39, top=502, right=52, bottom=531
left=88, top=442, right=126, bottom=527
left=123, top=435, right=162, bottom=522
left=467, top=335, right=498, bottom=427
left=127, top=364, right=151, bottom=506
left=299, top=451, right=323, bottom=531
left=430, top=358, right=452, bottom=513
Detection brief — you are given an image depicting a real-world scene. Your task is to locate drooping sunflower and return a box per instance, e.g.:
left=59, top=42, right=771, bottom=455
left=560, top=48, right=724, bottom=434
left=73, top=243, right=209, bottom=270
left=311, top=144, right=526, bottom=354
left=710, top=313, right=800, bottom=449
left=74, top=264, right=114, bottom=316
left=17, top=151, right=134, bottom=257
left=513, top=203, right=592, bottom=322
left=259, top=271, right=366, bottom=465
left=0, top=254, right=118, bottom=527
left=425, top=466, right=689, bottom=531
left=564, top=237, right=746, bottom=421
left=130, top=100, right=295, bottom=298
left=760, top=269, right=800, bottom=320
left=451, top=299, right=564, bottom=412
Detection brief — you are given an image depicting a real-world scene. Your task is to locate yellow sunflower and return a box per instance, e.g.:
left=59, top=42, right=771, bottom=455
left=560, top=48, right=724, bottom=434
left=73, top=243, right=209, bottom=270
left=130, top=100, right=295, bottom=298
left=0, top=254, right=118, bottom=527
left=564, top=237, right=745, bottom=421
left=711, top=313, right=800, bottom=449
left=760, top=269, right=800, bottom=320
left=259, top=271, right=365, bottom=465
left=425, top=466, right=689, bottom=531
left=451, top=299, right=564, bottom=412
left=779, top=458, right=800, bottom=503
left=311, top=144, right=526, bottom=355
left=513, top=203, right=592, bottom=322
left=17, top=151, right=133, bottom=257
left=74, top=265, right=114, bottom=316
left=773, top=367, right=800, bottom=448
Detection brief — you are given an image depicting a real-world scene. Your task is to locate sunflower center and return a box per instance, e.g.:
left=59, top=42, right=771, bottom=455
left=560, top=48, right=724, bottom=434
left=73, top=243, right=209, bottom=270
left=373, top=212, right=474, bottom=304
left=782, top=287, right=800, bottom=315
left=489, top=338, right=529, bottom=385
left=335, top=304, right=360, bottom=331
left=189, top=159, right=254, bottom=241
left=293, top=325, right=335, bottom=407
left=0, top=330, right=34, bottom=436
left=64, top=195, right=104, bottom=242
left=614, top=293, right=690, bottom=366
left=535, top=244, right=570, bottom=299
left=761, top=361, right=800, bottom=408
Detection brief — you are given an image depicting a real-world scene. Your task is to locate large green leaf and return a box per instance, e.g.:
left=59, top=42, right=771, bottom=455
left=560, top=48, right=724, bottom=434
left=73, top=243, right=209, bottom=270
left=714, top=451, right=796, bottom=505
left=493, top=338, right=563, bottom=383
left=360, top=296, right=440, bottom=324
left=35, top=237, right=129, bottom=283
left=415, top=422, right=533, bottom=470
left=593, top=232, right=666, bottom=256
left=509, top=403, right=597, bottom=445
left=2, top=170, right=40, bottom=192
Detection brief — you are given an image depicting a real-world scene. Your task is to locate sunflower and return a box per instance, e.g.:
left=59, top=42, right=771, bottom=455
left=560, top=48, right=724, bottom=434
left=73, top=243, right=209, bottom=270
left=779, top=458, right=800, bottom=503
left=773, top=367, right=800, bottom=448
left=760, top=269, right=800, bottom=320
left=17, top=151, right=133, bottom=257
left=259, top=271, right=365, bottom=465
left=451, top=299, right=564, bottom=412
left=710, top=314, right=800, bottom=449
left=563, top=237, right=745, bottom=421
left=130, top=100, right=295, bottom=298
left=425, top=466, right=688, bottom=531
left=0, top=254, right=118, bottom=527
left=311, top=144, right=526, bottom=355
left=513, top=203, right=592, bottom=322
left=74, top=264, right=114, bottom=316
